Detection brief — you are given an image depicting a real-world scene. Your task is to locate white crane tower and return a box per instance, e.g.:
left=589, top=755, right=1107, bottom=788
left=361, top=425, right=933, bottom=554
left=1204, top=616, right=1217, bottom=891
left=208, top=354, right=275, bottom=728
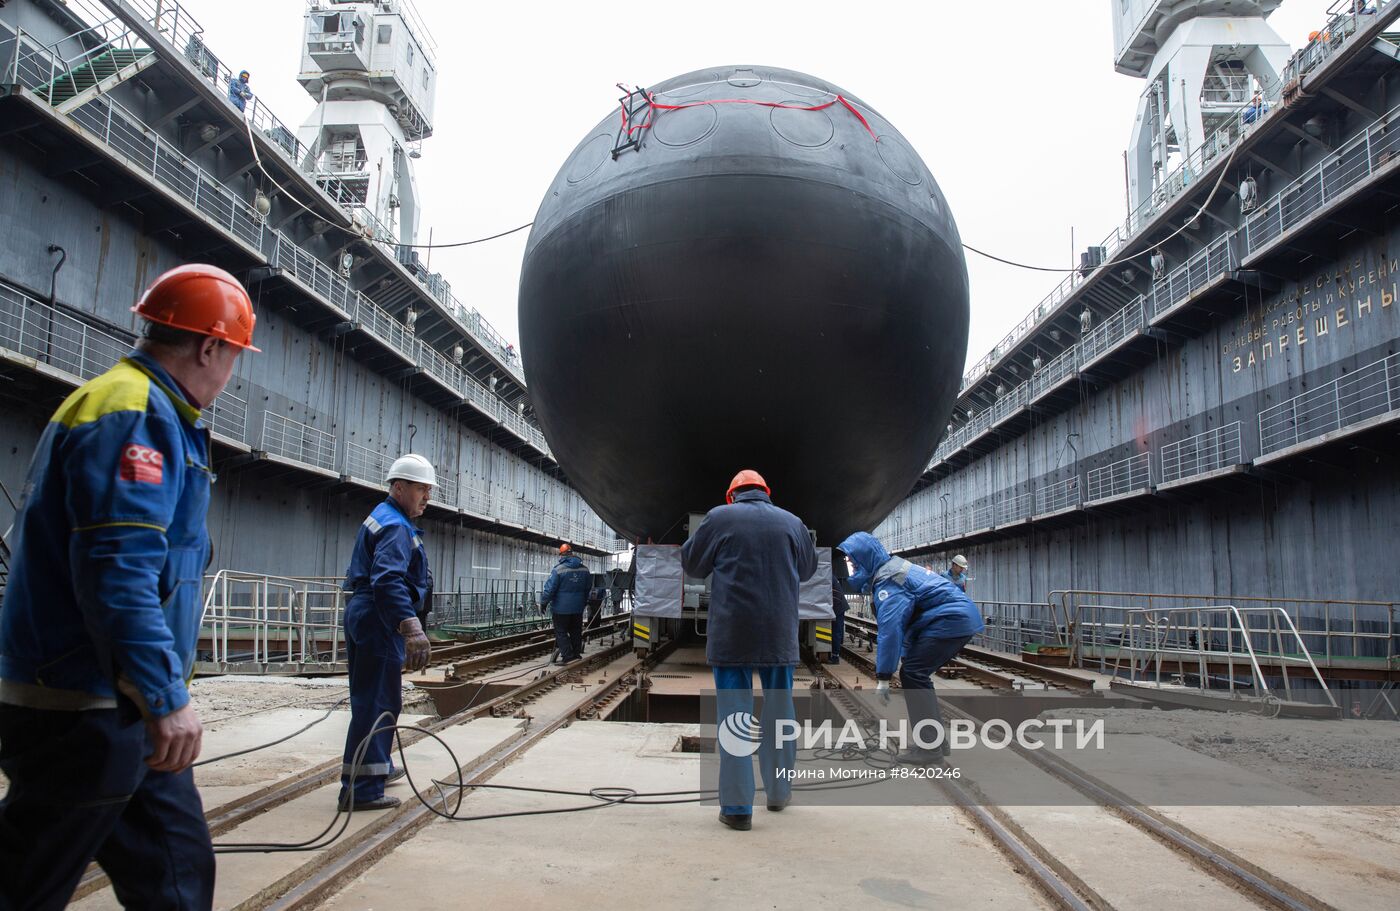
left=296, top=0, right=437, bottom=246
left=1115, top=0, right=1290, bottom=218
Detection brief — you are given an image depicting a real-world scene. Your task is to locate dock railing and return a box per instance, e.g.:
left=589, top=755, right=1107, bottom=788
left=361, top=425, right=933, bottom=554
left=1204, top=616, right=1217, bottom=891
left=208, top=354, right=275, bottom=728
left=1086, top=452, right=1152, bottom=501
left=976, top=601, right=1068, bottom=655
left=1051, top=590, right=1399, bottom=674
left=1070, top=603, right=1338, bottom=707
left=1159, top=422, right=1244, bottom=483
left=1258, top=351, right=1400, bottom=456
left=198, top=571, right=346, bottom=672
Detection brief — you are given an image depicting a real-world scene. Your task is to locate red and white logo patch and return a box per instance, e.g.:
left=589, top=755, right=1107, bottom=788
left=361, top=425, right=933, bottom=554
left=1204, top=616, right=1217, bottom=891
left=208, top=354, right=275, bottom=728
left=119, top=443, right=164, bottom=484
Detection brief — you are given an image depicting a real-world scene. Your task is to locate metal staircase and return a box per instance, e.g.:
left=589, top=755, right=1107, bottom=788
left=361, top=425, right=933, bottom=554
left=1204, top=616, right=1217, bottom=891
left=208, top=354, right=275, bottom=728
left=10, top=7, right=160, bottom=115
left=36, top=44, right=156, bottom=113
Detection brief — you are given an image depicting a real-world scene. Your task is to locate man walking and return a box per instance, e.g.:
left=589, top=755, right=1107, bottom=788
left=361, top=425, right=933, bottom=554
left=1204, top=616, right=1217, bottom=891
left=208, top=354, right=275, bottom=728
left=338, top=454, right=436, bottom=812
left=0, top=264, right=258, bottom=909
left=682, top=469, right=817, bottom=831
left=540, top=544, right=589, bottom=663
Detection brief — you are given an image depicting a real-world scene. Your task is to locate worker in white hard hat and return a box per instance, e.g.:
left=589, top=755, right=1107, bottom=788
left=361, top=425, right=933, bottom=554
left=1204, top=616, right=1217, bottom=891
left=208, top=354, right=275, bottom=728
left=942, top=555, right=970, bottom=592
left=336, top=453, right=436, bottom=811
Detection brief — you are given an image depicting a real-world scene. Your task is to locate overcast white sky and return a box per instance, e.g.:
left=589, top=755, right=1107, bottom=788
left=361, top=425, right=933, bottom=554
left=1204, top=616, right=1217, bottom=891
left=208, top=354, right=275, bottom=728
left=194, top=0, right=1334, bottom=369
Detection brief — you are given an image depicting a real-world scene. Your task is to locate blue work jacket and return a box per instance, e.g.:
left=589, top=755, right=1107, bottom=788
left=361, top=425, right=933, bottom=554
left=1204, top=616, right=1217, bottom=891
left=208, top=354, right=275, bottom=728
left=228, top=77, right=251, bottom=111
left=541, top=555, right=590, bottom=615
left=0, top=352, right=213, bottom=717
left=839, top=532, right=984, bottom=679
left=681, top=489, right=818, bottom=667
left=940, top=569, right=968, bottom=592
left=344, top=498, right=432, bottom=628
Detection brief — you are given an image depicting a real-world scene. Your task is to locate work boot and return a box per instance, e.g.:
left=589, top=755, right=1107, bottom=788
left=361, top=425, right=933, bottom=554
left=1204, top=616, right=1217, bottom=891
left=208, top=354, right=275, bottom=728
left=385, top=766, right=406, bottom=785
left=338, top=794, right=401, bottom=812
left=826, top=655, right=841, bottom=665
left=767, top=797, right=790, bottom=812
left=718, top=812, right=752, bottom=831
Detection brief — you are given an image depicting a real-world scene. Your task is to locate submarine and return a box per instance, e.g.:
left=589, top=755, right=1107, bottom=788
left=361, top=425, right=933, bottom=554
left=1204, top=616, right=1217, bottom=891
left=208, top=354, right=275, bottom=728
left=519, top=65, right=969, bottom=544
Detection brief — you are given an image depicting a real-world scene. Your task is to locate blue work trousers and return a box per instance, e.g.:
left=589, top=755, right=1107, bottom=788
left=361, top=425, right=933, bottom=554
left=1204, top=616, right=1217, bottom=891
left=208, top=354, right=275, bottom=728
left=0, top=702, right=214, bottom=911
left=552, top=611, right=583, bottom=661
left=340, top=595, right=405, bottom=803
left=831, top=606, right=846, bottom=655
left=712, top=666, right=795, bottom=815
left=899, top=632, right=974, bottom=753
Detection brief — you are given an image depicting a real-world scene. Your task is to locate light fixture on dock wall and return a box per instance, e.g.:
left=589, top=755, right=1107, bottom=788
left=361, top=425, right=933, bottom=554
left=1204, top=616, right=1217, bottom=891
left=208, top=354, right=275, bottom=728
left=254, top=190, right=271, bottom=217
left=1079, top=309, right=1093, bottom=332
left=452, top=345, right=464, bottom=365
left=1032, top=355, right=1043, bottom=370
left=199, top=123, right=219, bottom=143
left=339, top=252, right=354, bottom=276
left=405, top=308, right=418, bottom=333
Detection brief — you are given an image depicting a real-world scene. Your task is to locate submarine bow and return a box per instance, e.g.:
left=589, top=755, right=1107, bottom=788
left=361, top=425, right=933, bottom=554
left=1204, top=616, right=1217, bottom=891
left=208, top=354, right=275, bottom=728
left=519, top=65, right=969, bottom=544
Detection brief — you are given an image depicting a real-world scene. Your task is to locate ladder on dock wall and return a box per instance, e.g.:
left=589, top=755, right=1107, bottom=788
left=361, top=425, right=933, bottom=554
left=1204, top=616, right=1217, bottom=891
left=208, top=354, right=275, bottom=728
left=19, top=12, right=158, bottom=114
left=38, top=46, right=157, bottom=113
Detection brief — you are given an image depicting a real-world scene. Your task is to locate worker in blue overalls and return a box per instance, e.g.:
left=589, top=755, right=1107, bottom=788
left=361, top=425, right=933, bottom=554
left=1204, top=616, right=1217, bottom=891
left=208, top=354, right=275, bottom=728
left=539, top=544, right=590, bottom=663
left=0, top=264, right=258, bottom=910
left=941, top=554, right=970, bottom=592
left=338, top=454, right=435, bottom=811
left=840, top=532, right=983, bottom=765
left=227, top=69, right=252, bottom=112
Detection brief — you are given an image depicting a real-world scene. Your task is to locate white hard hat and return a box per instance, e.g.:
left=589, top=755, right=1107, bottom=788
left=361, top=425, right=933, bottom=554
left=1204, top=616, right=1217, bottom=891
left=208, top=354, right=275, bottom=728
left=952, top=554, right=969, bottom=568
left=387, top=453, right=436, bottom=486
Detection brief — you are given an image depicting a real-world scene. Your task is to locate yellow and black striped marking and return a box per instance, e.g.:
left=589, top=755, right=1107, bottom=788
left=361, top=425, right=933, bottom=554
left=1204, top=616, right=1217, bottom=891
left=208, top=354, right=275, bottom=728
left=632, top=622, right=651, bottom=641
left=814, top=625, right=833, bottom=643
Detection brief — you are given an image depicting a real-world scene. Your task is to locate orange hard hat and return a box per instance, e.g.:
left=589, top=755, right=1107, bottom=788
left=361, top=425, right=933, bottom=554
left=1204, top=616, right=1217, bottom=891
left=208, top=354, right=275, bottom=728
left=726, top=469, right=770, bottom=504
left=559, top=543, right=572, bottom=555
left=132, top=264, right=260, bottom=351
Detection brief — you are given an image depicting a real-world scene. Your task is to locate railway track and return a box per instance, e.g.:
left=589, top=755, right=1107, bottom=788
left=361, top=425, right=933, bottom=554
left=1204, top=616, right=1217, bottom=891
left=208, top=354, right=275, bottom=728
left=70, top=626, right=637, bottom=903
left=424, top=612, right=631, bottom=672
left=842, top=615, right=1096, bottom=693
left=237, top=641, right=675, bottom=911
left=821, top=644, right=1336, bottom=911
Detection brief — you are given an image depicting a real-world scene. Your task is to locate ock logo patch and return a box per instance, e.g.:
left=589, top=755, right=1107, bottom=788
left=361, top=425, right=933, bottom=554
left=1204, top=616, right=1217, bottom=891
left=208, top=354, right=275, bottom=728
left=119, top=443, right=164, bottom=484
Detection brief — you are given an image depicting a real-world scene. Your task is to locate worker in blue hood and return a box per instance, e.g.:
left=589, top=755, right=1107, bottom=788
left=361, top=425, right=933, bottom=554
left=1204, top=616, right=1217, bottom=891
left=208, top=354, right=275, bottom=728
left=838, top=531, right=984, bottom=764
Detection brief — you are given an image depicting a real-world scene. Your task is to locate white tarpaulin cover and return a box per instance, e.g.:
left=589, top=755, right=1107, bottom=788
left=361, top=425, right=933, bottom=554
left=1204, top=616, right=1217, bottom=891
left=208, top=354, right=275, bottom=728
left=799, top=547, right=835, bottom=620
left=633, top=544, right=834, bottom=620
left=633, top=544, right=683, bottom=618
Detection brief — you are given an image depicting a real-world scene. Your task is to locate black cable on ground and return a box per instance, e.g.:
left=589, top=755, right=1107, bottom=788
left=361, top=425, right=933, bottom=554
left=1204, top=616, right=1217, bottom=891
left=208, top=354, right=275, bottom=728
left=212, top=710, right=904, bottom=854
left=194, top=697, right=349, bottom=768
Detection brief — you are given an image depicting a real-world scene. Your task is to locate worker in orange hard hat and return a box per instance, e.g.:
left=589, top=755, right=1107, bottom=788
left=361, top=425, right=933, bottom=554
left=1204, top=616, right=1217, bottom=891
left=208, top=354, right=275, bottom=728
left=540, top=541, right=590, bottom=663
left=725, top=468, right=770, bottom=503
left=0, top=263, right=256, bottom=909
left=683, top=468, right=817, bottom=830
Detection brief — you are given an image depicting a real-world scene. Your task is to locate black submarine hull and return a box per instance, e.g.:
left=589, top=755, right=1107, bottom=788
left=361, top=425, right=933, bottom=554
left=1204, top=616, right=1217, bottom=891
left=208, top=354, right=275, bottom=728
left=520, top=66, right=969, bottom=544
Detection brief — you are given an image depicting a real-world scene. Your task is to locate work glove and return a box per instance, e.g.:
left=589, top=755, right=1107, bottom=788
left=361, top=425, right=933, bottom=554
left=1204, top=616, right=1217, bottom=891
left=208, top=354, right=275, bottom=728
left=399, top=617, right=432, bottom=672
left=875, top=680, right=891, bottom=705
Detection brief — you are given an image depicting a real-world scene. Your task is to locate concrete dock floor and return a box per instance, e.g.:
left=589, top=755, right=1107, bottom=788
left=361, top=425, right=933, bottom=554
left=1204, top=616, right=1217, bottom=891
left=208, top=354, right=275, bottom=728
left=319, top=721, right=1057, bottom=911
